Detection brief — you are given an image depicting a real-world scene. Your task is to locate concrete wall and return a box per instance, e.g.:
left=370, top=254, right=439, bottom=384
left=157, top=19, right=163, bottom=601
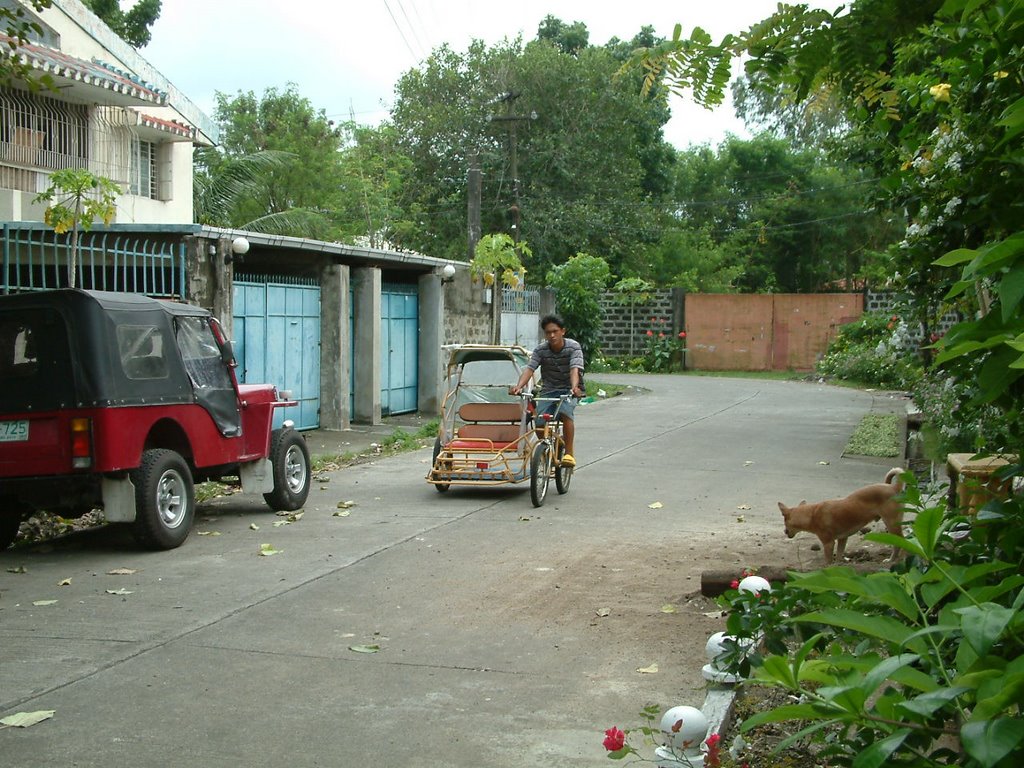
left=442, top=271, right=493, bottom=344
left=598, top=289, right=683, bottom=358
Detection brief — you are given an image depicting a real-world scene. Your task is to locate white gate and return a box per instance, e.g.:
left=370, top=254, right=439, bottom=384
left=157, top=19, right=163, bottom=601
left=500, top=288, right=540, bottom=348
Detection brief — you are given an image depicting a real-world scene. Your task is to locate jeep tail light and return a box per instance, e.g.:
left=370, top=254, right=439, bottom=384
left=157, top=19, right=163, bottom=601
left=71, top=417, right=92, bottom=469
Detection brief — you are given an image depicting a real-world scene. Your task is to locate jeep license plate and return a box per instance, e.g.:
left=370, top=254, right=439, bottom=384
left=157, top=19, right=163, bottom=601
left=0, top=420, right=29, bottom=442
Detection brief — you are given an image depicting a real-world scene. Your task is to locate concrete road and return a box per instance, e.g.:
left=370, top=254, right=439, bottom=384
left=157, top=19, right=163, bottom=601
left=0, top=375, right=905, bottom=767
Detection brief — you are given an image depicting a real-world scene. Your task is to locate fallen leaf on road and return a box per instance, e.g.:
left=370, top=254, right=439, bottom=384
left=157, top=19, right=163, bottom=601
left=818, top=460, right=830, bottom=465
left=348, top=644, right=380, bottom=654
left=333, top=510, right=351, bottom=517
left=32, top=600, right=57, bottom=606
left=58, top=578, right=71, bottom=586
left=6, top=566, right=27, bottom=574
left=703, top=610, right=726, bottom=618
left=197, top=531, right=221, bottom=536
left=519, top=516, right=531, bottom=522
left=250, top=523, right=260, bottom=531
left=736, top=515, right=746, bottom=523
left=736, top=504, right=751, bottom=510
left=259, top=543, right=281, bottom=557
left=648, top=501, right=663, bottom=509
left=107, top=568, right=137, bottom=575
left=660, top=604, right=676, bottom=614
left=288, top=512, right=303, bottom=522
left=105, top=588, right=133, bottom=596
left=636, top=663, right=659, bottom=674
left=744, top=461, right=754, bottom=466
left=595, top=607, right=610, bottom=617
left=0, top=710, right=55, bottom=728
left=337, top=500, right=356, bottom=509
left=273, top=520, right=290, bottom=527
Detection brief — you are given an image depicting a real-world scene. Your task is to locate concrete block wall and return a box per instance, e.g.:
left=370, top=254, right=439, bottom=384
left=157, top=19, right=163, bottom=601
left=442, top=272, right=493, bottom=345
left=866, top=290, right=961, bottom=346
left=598, top=289, right=678, bottom=358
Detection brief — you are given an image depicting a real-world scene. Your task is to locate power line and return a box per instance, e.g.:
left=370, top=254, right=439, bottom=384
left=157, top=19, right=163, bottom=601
left=381, top=0, right=420, bottom=63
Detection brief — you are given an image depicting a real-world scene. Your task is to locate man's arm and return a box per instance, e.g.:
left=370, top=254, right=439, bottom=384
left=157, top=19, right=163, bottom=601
left=511, top=366, right=536, bottom=395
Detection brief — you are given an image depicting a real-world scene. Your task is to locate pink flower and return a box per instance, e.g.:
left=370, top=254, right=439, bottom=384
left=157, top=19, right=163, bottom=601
left=659, top=332, right=665, bottom=338
left=603, top=727, right=626, bottom=752
left=730, top=579, right=739, bottom=589
left=646, top=330, right=654, bottom=337
left=678, top=331, right=687, bottom=339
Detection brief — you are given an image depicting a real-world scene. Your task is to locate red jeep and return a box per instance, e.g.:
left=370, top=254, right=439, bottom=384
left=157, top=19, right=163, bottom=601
left=0, top=289, right=311, bottom=550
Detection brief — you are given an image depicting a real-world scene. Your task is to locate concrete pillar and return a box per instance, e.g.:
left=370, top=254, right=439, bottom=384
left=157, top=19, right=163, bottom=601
left=319, top=262, right=351, bottom=430
left=418, top=272, right=445, bottom=417
left=184, top=235, right=233, bottom=335
left=352, top=266, right=381, bottom=425
left=539, top=287, right=556, bottom=320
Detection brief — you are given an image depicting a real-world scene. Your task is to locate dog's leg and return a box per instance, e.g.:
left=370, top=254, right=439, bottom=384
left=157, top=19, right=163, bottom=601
left=836, top=536, right=849, bottom=561
left=882, top=515, right=905, bottom=562
left=820, top=537, right=835, bottom=565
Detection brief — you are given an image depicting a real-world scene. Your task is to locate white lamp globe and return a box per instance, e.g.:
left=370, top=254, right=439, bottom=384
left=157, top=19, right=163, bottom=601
left=738, top=575, right=772, bottom=595
left=659, top=705, right=708, bottom=751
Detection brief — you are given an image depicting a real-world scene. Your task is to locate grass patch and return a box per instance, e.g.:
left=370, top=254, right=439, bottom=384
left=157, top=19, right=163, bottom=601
left=845, top=413, right=901, bottom=457
left=586, top=379, right=630, bottom=398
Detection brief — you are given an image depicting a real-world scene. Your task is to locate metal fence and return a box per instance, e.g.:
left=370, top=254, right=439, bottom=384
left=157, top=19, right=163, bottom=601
left=2, top=224, right=186, bottom=298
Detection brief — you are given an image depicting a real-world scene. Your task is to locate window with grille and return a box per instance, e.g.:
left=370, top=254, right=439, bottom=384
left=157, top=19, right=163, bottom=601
left=0, top=89, right=88, bottom=181
left=130, top=139, right=157, bottom=198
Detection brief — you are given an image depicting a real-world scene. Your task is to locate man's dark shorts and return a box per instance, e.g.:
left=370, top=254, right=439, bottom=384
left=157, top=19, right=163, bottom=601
left=536, top=389, right=576, bottom=421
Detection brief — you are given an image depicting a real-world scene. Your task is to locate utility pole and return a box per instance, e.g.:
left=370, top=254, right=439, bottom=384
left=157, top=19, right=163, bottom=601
left=467, top=150, right=481, bottom=262
left=488, top=92, right=537, bottom=250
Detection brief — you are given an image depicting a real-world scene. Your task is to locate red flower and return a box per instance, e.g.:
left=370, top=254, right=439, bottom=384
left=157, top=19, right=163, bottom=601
left=603, top=727, right=626, bottom=752
left=678, top=331, right=687, bottom=339
left=659, top=332, right=665, bottom=338
left=646, top=330, right=654, bottom=336
left=730, top=579, right=739, bottom=589
left=705, top=733, right=722, bottom=768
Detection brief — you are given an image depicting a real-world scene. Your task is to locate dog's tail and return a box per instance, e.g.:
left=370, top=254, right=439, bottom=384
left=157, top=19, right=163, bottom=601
left=885, top=467, right=905, bottom=491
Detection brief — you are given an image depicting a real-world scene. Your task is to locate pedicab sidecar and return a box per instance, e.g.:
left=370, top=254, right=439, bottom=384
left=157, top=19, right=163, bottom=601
left=425, top=344, right=538, bottom=492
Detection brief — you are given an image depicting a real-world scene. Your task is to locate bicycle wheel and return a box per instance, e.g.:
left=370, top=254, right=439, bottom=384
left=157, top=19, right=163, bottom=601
left=530, top=443, right=551, bottom=507
left=555, top=439, right=573, bottom=494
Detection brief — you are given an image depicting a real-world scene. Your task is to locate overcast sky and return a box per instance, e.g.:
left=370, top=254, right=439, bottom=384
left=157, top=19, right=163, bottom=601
left=141, top=1, right=838, bottom=149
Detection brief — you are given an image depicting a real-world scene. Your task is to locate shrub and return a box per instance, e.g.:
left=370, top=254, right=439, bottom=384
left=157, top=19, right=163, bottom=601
left=715, top=470, right=1024, bottom=768
left=815, top=311, right=922, bottom=389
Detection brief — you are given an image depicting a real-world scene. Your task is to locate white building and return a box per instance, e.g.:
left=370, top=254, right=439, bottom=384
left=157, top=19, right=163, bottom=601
left=0, top=0, right=214, bottom=223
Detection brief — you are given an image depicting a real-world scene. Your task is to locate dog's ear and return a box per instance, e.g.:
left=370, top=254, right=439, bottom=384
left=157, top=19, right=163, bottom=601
left=800, top=499, right=806, bottom=506
left=777, top=501, right=787, bottom=513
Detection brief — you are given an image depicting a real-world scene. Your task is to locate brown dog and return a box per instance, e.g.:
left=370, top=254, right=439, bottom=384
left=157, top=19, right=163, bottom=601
left=778, top=468, right=905, bottom=565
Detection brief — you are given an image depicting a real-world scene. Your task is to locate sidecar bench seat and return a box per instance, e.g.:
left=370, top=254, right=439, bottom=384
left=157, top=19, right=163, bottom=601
left=450, top=402, right=525, bottom=451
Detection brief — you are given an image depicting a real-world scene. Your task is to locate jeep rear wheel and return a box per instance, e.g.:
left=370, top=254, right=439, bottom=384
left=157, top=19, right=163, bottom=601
left=130, top=449, right=195, bottom=550
left=264, top=428, right=311, bottom=511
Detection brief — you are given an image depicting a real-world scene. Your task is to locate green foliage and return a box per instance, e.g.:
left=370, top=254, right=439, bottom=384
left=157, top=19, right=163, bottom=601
left=844, top=413, right=900, bottom=457
left=641, top=317, right=686, bottom=373
left=545, top=253, right=612, bottom=359
left=470, top=234, right=528, bottom=287
left=388, top=25, right=674, bottom=273
left=815, top=311, right=923, bottom=389
left=34, top=169, right=120, bottom=289
left=204, top=84, right=344, bottom=239
left=717, top=470, right=1024, bottom=767
left=1, top=1, right=53, bottom=89
left=82, top=0, right=161, bottom=48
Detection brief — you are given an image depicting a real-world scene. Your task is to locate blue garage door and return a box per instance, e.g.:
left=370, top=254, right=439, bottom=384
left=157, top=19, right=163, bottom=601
left=233, top=276, right=320, bottom=430
left=382, top=284, right=418, bottom=415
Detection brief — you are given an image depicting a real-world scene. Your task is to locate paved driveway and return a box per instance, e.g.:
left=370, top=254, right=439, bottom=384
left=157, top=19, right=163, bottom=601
left=0, top=375, right=902, bottom=767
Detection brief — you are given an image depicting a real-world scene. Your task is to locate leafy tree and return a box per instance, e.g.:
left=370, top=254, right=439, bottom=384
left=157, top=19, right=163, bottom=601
left=34, top=169, right=119, bottom=288
left=82, top=0, right=161, bottom=48
left=335, top=123, right=415, bottom=248
left=203, top=84, right=344, bottom=238
left=545, top=253, right=612, bottom=359
left=388, top=22, right=674, bottom=277
left=1, top=0, right=52, bottom=88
